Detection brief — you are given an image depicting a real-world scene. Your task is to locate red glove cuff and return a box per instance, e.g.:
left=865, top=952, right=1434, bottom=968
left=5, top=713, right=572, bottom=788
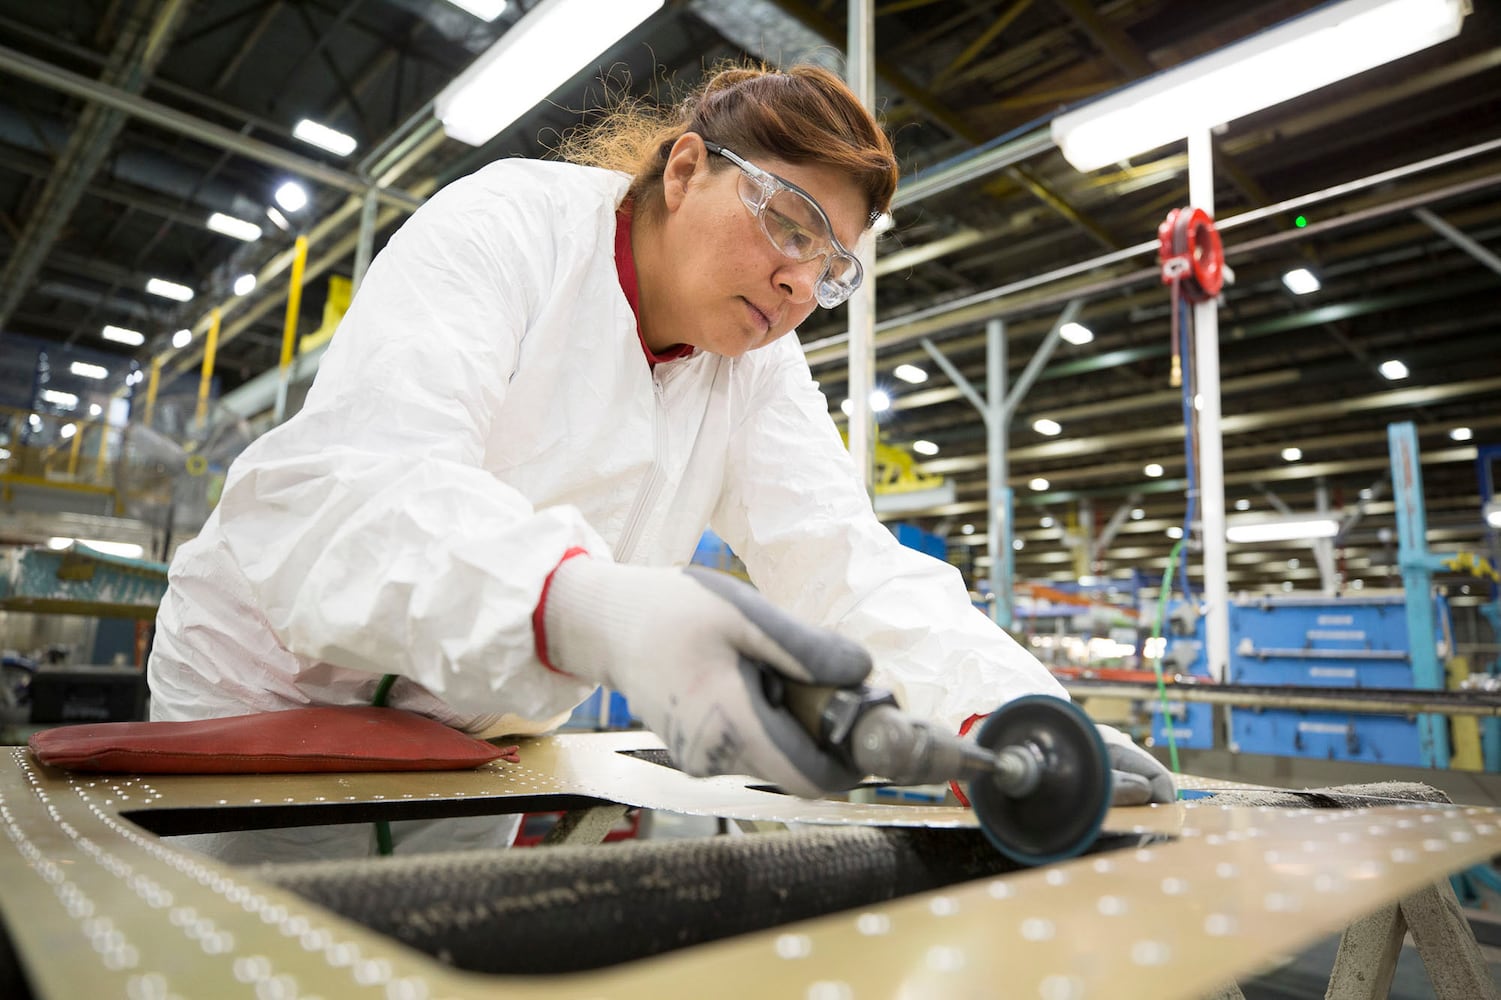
left=531, top=547, right=590, bottom=674
left=950, top=712, right=988, bottom=808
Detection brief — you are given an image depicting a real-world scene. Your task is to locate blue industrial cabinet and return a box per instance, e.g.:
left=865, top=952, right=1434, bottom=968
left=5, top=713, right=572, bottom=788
left=891, top=522, right=947, bottom=561
left=1226, top=595, right=1444, bottom=767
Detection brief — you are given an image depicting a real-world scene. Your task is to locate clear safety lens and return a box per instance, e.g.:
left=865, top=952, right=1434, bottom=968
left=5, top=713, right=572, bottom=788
left=729, top=153, right=863, bottom=308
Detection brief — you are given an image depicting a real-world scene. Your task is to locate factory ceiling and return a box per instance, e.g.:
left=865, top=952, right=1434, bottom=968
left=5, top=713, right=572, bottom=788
left=0, top=0, right=1498, bottom=597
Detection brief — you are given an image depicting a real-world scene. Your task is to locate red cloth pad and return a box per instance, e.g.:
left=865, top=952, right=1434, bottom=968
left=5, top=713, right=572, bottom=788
left=28, top=706, right=514, bottom=774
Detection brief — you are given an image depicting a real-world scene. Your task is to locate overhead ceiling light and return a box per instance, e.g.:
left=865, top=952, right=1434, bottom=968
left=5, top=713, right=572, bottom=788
left=912, top=439, right=939, bottom=456
left=1143, top=463, right=1164, bottom=478
left=1040, top=516, right=1056, bottom=528
left=1059, top=321, right=1094, bottom=345
left=1226, top=517, right=1340, bottom=543
left=1281, top=268, right=1321, bottom=295
left=1450, top=427, right=1473, bottom=441
left=145, top=277, right=194, bottom=302
left=435, top=0, right=667, bottom=146
left=444, top=0, right=509, bottom=19
left=960, top=523, right=975, bottom=535
left=869, top=389, right=891, bottom=413
left=1130, top=508, right=1145, bottom=520
left=1032, top=418, right=1062, bottom=436
left=274, top=180, right=309, bottom=213
left=88, top=403, right=102, bottom=417
left=1235, top=498, right=1252, bottom=511
left=233, top=273, right=257, bottom=296
left=69, top=362, right=107, bottom=380
left=60, top=422, right=77, bottom=439
left=102, top=325, right=144, bottom=346
left=1281, top=447, right=1302, bottom=462
left=293, top=118, right=357, bottom=157
left=1029, top=477, right=1050, bottom=491
left=206, top=212, right=262, bottom=242
left=265, top=205, right=291, bottom=231
left=173, top=328, right=192, bottom=349
left=41, top=389, right=79, bottom=409
left=1378, top=359, right=1409, bottom=380
left=1012, top=538, right=1025, bottom=550
left=1049, top=0, right=1468, bottom=171
left=1488, top=504, right=1501, bottom=528
left=1167, top=526, right=1184, bottom=540
left=893, top=364, right=928, bottom=384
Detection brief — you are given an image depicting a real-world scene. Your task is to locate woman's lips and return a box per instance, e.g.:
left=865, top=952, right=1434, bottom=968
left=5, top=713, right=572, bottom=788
left=742, top=297, right=772, bottom=333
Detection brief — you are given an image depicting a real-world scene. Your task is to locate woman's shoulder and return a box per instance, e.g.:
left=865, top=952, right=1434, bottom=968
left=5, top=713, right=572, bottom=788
left=449, top=158, right=630, bottom=214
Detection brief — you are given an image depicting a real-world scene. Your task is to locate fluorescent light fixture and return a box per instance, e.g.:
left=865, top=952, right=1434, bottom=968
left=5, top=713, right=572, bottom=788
left=173, top=328, right=192, bottom=349
left=1029, top=477, right=1050, bottom=491
left=893, top=364, right=928, bottom=384
left=28, top=413, right=40, bottom=428
left=47, top=537, right=145, bottom=559
left=869, top=389, right=891, bottom=413
left=145, top=277, right=194, bottom=302
left=89, top=403, right=102, bottom=417
left=293, top=118, right=357, bottom=157
left=1032, top=418, right=1062, bottom=436
left=435, top=0, right=666, bottom=146
left=1378, top=359, right=1409, bottom=380
left=207, top=212, right=262, bottom=242
left=1488, top=505, right=1501, bottom=528
left=102, top=325, right=144, bottom=346
left=960, top=523, right=975, bottom=535
left=1167, top=526, right=1184, bottom=540
left=1130, top=508, right=1145, bottom=520
left=1012, top=538, right=1025, bottom=550
left=233, top=273, right=258, bottom=296
left=275, top=180, right=309, bottom=212
left=0, top=448, right=8, bottom=460
left=60, top=423, right=76, bottom=439
left=1050, top=0, right=1467, bottom=171
left=1235, top=498, right=1252, bottom=511
left=1059, top=321, right=1094, bottom=345
left=1144, top=463, right=1164, bottom=478
left=1281, top=268, right=1321, bottom=295
left=912, top=439, right=939, bottom=456
left=1227, top=517, right=1339, bottom=543
left=266, top=205, right=290, bottom=231
left=41, top=389, right=78, bottom=409
left=444, top=0, right=509, bottom=19
left=1281, top=447, right=1302, bottom=462
left=1449, top=426, right=1472, bottom=441
left=70, top=361, right=107, bottom=379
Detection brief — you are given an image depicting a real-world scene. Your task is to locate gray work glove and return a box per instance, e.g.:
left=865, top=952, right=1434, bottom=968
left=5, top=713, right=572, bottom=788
left=1098, top=724, right=1177, bottom=805
left=541, top=560, right=872, bottom=798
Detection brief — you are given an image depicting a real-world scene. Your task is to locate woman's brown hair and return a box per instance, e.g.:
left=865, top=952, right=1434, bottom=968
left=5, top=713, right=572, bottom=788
left=558, top=62, right=898, bottom=226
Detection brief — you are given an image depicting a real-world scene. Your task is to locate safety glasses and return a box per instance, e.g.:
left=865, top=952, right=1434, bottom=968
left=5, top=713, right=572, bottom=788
left=703, top=140, right=863, bottom=309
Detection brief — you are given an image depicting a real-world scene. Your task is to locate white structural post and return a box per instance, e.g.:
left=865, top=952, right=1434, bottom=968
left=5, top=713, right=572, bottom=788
left=845, top=0, right=876, bottom=491
left=1188, top=128, right=1229, bottom=681
left=986, top=319, right=1012, bottom=627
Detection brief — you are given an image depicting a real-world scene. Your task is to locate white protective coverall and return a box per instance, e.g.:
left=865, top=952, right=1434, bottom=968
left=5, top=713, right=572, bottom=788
left=148, top=158, right=1067, bottom=860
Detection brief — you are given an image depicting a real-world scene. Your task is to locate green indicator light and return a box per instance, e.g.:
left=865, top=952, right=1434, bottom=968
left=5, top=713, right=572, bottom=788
left=1294, top=215, right=1308, bottom=228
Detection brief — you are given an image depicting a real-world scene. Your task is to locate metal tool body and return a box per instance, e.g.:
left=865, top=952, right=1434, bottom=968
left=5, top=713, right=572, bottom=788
left=774, top=679, right=1112, bottom=864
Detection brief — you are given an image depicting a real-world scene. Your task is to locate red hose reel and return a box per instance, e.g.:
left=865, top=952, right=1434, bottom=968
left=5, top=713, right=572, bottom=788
left=1157, top=206, right=1224, bottom=303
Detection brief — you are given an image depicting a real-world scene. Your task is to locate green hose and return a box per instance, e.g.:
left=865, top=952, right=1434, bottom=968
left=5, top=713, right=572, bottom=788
left=1149, top=541, right=1185, bottom=780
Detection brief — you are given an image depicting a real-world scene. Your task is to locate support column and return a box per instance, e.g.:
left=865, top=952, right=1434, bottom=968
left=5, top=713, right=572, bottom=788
left=845, top=0, right=877, bottom=492
left=1188, top=128, right=1229, bottom=682
left=986, top=318, right=1011, bottom=627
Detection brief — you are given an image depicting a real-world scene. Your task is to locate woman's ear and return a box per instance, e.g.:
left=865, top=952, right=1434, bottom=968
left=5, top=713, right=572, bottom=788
left=661, top=133, right=708, bottom=213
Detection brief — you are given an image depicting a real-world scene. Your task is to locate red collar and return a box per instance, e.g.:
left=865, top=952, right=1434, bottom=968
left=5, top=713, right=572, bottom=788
left=615, top=208, right=693, bottom=365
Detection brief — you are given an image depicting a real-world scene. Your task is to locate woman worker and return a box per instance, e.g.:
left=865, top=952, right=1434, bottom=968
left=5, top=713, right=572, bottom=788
left=148, top=64, right=1172, bottom=860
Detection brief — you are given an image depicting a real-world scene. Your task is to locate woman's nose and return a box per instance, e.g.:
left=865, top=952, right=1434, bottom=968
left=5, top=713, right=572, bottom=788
left=775, top=256, right=823, bottom=305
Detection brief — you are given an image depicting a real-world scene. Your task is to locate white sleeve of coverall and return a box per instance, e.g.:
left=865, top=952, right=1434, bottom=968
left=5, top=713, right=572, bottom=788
left=709, top=337, right=1067, bottom=731
left=212, top=177, right=601, bottom=720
